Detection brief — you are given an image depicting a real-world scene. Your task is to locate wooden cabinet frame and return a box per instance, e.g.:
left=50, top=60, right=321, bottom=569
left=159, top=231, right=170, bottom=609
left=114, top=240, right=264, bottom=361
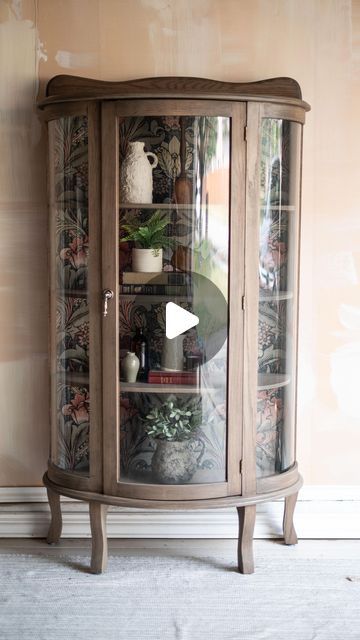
left=40, top=76, right=310, bottom=574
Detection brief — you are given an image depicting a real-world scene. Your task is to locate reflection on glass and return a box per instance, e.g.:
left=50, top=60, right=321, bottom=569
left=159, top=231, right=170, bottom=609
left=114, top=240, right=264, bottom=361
left=50, top=116, right=90, bottom=472
left=118, top=115, right=230, bottom=484
left=257, top=119, right=301, bottom=478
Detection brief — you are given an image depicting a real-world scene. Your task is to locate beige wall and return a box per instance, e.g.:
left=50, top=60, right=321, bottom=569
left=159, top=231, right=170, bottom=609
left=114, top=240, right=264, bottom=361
left=0, top=0, right=359, bottom=486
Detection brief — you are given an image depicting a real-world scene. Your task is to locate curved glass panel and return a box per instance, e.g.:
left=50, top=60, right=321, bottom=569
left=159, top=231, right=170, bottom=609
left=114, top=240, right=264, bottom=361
left=49, top=116, right=90, bottom=472
left=257, top=119, right=301, bottom=478
left=118, top=114, right=230, bottom=484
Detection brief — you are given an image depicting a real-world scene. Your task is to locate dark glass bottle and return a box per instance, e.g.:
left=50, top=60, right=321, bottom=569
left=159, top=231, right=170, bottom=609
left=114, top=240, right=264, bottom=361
left=131, top=327, right=149, bottom=381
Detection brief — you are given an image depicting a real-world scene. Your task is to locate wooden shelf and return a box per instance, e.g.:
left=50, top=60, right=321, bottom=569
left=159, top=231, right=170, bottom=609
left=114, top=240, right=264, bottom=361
left=120, top=294, right=190, bottom=301
left=56, top=289, right=87, bottom=297
left=259, top=291, right=293, bottom=302
left=257, top=373, right=291, bottom=391
left=120, top=381, right=215, bottom=394
left=119, top=202, right=192, bottom=209
left=260, top=205, right=296, bottom=212
left=55, top=373, right=290, bottom=391
left=53, top=371, right=89, bottom=383
left=119, top=203, right=227, bottom=210
left=119, top=469, right=225, bottom=485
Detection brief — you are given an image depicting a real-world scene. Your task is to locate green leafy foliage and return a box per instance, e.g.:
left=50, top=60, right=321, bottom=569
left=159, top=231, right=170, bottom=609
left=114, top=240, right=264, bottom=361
left=144, top=396, right=202, bottom=442
left=120, top=210, right=174, bottom=254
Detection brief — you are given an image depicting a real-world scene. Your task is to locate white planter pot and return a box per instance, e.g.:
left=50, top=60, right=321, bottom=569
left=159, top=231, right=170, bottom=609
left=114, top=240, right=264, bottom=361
left=132, top=248, right=163, bottom=272
left=151, top=440, right=198, bottom=484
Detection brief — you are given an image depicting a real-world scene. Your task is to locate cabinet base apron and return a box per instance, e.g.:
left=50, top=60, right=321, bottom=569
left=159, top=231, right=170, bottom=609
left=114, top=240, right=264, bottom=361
left=43, top=470, right=303, bottom=575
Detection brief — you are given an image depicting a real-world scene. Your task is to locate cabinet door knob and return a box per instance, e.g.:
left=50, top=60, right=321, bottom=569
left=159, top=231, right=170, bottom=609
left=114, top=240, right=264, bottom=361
left=102, top=289, right=114, bottom=317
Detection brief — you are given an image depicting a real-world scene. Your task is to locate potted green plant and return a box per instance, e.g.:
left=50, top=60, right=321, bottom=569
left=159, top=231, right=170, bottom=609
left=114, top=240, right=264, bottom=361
left=120, top=210, right=173, bottom=272
left=144, top=396, right=202, bottom=484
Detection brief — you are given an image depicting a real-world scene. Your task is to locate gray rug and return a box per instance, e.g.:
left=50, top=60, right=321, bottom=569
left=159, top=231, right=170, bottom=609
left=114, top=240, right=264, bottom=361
left=0, top=541, right=359, bottom=640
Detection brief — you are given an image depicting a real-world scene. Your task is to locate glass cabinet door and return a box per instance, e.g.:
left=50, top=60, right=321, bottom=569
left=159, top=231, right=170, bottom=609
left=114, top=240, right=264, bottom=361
left=118, top=111, right=230, bottom=488
left=48, top=107, right=101, bottom=489
left=256, top=118, right=302, bottom=478
left=102, top=101, right=245, bottom=498
left=49, top=114, right=90, bottom=473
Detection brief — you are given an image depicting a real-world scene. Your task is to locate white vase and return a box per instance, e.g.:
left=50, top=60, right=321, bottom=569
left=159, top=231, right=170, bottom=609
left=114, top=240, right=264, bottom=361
left=120, top=141, right=158, bottom=204
left=132, top=248, right=163, bottom=273
left=122, top=352, right=140, bottom=383
left=161, top=335, right=184, bottom=371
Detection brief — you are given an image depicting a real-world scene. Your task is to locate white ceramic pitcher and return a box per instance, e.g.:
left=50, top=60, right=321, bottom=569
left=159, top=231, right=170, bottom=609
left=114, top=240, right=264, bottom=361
left=120, top=141, right=158, bottom=204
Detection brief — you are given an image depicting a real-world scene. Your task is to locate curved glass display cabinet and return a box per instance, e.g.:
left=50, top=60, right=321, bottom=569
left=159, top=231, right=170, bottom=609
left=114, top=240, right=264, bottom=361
left=39, top=76, right=310, bottom=574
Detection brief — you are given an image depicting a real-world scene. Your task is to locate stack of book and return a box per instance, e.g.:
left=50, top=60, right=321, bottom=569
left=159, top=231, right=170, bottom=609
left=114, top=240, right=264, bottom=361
left=147, top=369, right=198, bottom=385
left=120, top=271, right=191, bottom=296
left=122, top=272, right=186, bottom=285
left=121, top=284, right=189, bottom=295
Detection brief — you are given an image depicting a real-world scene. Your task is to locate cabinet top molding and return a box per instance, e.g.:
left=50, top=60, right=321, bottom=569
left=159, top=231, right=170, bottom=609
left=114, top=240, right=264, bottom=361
left=38, top=75, right=310, bottom=111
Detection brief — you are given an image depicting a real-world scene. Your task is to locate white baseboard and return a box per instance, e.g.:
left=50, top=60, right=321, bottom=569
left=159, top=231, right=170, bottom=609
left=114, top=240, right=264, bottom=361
left=0, top=486, right=359, bottom=539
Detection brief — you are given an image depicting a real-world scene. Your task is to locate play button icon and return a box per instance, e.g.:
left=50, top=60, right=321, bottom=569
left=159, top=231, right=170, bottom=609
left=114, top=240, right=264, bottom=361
left=128, top=270, right=228, bottom=364
left=165, top=302, right=199, bottom=339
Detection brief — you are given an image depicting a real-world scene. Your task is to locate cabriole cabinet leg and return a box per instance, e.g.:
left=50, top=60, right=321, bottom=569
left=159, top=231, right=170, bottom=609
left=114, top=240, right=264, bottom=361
left=283, top=492, right=299, bottom=545
left=89, top=502, right=108, bottom=574
left=46, top=488, right=63, bottom=544
left=237, top=505, right=256, bottom=574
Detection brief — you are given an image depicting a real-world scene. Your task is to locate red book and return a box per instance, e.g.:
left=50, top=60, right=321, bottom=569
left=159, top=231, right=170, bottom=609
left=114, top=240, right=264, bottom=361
left=147, top=370, right=198, bottom=385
